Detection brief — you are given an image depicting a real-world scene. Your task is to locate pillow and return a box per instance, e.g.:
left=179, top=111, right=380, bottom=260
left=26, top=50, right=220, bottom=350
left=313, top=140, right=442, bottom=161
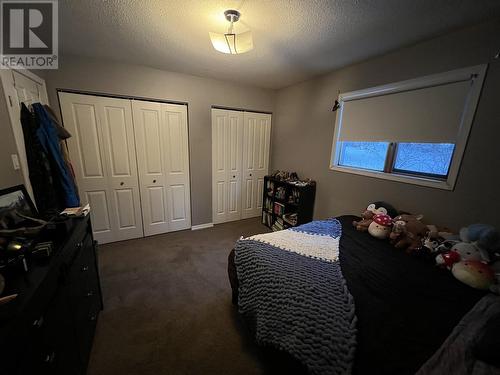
left=473, top=312, right=500, bottom=367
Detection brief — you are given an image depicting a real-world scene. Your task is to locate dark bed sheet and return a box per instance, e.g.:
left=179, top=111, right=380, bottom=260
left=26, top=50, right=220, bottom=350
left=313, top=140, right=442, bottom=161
left=228, top=215, right=486, bottom=374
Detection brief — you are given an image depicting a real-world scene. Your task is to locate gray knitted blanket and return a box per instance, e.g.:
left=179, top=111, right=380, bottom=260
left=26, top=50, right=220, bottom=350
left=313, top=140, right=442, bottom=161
left=234, top=219, right=357, bottom=375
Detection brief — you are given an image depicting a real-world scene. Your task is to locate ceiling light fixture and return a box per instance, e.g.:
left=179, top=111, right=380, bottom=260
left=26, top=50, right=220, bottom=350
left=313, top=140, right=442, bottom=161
left=209, top=10, right=253, bottom=54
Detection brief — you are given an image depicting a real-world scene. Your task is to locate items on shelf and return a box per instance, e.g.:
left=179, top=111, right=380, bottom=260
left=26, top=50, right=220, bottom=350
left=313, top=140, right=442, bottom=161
left=262, top=212, right=273, bottom=227
left=270, top=170, right=299, bottom=182
left=274, top=202, right=285, bottom=216
left=283, top=213, right=298, bottom=226
left=288, top=188, right=300, bottom=204
left=261, top=175, right=316, bottom=232
left=272, top=217, right=285, bottom=231
left=269, top=170, right=316, bottom=186
left=266, top=180, right=275, bottom=197
left=264, top=197, right=273, bottom=213
left=275, top=186, right=286, bottom=200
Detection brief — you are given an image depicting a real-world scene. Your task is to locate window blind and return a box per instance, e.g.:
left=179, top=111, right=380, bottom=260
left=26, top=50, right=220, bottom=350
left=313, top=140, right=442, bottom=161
left=338, top=79, right=473, bottom=143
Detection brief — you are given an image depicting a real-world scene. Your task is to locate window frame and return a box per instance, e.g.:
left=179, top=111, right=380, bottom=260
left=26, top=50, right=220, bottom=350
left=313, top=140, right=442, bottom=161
left=329, top=64, right=487, bottom=190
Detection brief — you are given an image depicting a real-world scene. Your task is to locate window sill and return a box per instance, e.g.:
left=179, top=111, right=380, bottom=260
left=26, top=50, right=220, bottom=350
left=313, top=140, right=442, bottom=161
left=329, top=165, right=454, bottom=191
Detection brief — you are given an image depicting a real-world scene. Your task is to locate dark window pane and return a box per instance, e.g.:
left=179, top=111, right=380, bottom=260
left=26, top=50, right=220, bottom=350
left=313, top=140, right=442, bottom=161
left=394, top=143, right=454, bottom=177
left=338, top=141, right=389, bottom=171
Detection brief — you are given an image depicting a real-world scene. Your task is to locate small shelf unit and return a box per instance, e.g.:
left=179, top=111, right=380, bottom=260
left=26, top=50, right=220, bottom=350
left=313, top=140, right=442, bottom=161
left=262, top=176, right=316, bottom=231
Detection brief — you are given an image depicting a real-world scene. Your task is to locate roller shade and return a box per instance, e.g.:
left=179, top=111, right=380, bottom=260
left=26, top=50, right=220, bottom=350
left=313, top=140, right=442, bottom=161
left=338, top=79, right=472, bottom=143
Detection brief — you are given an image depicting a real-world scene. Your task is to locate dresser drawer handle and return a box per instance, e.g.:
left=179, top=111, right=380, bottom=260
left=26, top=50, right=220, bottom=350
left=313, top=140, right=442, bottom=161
left=89, top=313, right=97, bottom=321
left=44, top=351, right=56, bottom=363
left=81, top=266, right=89, bottom=272
left=85, top=291, right=94, bottom=298
left=76, top=242, right=83, bottom=249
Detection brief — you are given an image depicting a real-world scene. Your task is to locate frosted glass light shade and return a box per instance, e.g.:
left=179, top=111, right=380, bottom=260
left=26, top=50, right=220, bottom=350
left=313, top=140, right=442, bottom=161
left=209, top=31, right=253, bottom=54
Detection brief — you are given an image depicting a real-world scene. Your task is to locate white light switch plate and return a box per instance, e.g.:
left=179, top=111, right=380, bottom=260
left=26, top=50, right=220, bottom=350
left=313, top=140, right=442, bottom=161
left=11, top=154, right=20, bottom=170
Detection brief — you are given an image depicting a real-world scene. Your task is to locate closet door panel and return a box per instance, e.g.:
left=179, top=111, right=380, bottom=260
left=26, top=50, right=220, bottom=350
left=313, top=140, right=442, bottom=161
left=162, top=104, right=191, bottom=231
left=148, top=186, right=167, bottom=224
left=171, top=185, right=187, bottom=220
left=86, top=190, right=113, bottom=240
left=60, top=94, right=116, bottom=244
left=132, top=101, right=169, bottom=236
left=105, top=107, right=132, bottom=176
left=241, top=112, right=271, bottom=219
left=73, top=103, right=105, bottom=178
left=242, top=116, right=256, bottom=214
left=59, top=93, right=143, bottom=243
left=100, top=100, right=143, bottom=241
left=211, top=109, right=243, bottom=224
left=226, top=113, right=243, bottom=222
left=114, top=189, right=136, bottom=228
left=212, top=110, right=227, bottom=224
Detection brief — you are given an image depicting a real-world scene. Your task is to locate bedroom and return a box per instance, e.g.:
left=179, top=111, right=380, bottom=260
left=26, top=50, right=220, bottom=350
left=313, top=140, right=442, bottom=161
left=0, top=0, right=499, bottom=374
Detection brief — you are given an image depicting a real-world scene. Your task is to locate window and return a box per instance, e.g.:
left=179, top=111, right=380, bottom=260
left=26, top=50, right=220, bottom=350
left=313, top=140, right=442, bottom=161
left=330, top=64, right=487, bottom=190
left=338, top=142, right=389, bottom=171
left=393, top=143, right=455, bottom=178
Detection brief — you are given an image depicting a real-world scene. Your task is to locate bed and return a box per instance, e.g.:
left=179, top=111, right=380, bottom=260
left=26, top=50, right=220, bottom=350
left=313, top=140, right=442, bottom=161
left=228, top=215, right=493, bottom=375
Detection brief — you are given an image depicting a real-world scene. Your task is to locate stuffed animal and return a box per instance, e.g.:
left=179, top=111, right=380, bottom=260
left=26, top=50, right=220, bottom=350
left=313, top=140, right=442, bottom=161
left=422, top=224, right=455, bottom=252
left=459, top=224, right=500, bottom=262
left=390, top=219, right=406, bottom=244
left=391, top=214, right=428, bottom=252
left=436, top=250, right=461, bottom=268
left=368, top=214, right=393, bottom=239
left=435, top=242, right=488, bottom=268
left=490, top=260, right=500, bottom=294
left=353, top=201, right=397, bottom=232
left=352, top=209, right=375, bottom=232
left=451, top=260, right=496, bottom=290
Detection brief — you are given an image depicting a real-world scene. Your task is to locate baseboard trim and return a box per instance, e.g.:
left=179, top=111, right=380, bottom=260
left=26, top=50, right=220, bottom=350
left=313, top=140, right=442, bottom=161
left=191, top=223, right=214, bottom=231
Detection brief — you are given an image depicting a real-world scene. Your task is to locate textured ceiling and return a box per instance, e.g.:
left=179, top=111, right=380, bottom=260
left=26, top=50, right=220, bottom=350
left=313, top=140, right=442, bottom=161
left=59, top=0, right=500, bottom=89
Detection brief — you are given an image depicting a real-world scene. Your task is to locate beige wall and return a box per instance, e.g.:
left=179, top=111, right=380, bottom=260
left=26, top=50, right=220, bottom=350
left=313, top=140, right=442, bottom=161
left=271, top=20, right=500, bottom=230
left=42, top=57, right=275, bottom=225
left=0, top=84, right=24, bottom=189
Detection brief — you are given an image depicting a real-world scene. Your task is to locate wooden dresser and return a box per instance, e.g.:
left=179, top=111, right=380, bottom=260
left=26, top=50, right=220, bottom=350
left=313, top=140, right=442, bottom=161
left=0, top=216, right=103, bottom=375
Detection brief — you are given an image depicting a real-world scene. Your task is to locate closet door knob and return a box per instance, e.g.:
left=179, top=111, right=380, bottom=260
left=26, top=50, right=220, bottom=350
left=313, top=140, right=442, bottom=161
left=153, top=179, right=157, bottom=183
left=120, top=182, right=124, bottom=186
left=249, top=173, right=252, bottom=177
left=232, top=175, right=236, bottom=178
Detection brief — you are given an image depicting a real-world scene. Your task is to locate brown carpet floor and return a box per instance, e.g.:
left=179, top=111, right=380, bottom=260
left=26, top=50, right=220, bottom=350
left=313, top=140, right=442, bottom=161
left=88, top=218, right=303, bottom=375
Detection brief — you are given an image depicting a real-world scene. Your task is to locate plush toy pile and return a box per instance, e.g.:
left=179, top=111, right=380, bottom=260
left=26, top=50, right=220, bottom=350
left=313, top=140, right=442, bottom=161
left=353, top=202, right=500, bottom=292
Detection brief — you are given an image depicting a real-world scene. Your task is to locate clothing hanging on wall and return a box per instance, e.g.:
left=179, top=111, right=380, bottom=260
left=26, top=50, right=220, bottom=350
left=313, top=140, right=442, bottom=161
left=32, top=103, right=80, bottom=208
left=20, top=103, right=60, bottom=215
left=43, top=104, right=80, bottom=199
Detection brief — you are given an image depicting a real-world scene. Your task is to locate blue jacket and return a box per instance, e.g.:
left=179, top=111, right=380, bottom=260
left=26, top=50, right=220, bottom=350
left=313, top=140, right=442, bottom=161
left=33, top=103, right=80, bottom=207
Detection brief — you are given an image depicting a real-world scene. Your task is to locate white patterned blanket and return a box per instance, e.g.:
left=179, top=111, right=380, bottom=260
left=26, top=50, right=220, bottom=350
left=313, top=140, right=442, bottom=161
left=234, top=219, right=357, bottom=375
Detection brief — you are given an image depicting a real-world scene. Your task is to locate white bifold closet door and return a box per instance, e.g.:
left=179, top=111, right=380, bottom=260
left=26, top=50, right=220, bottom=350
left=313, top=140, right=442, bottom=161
left=241, top=112, right=272, bottom=219
left=59, top=93, right=191, bottom=243
left=212, top=109, right=244, bottom=224
left=212, top=108, right=271, bottom=224
left=132, top=101, right=191, bottom=236
left=59, top=93, right=144, bottom=244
